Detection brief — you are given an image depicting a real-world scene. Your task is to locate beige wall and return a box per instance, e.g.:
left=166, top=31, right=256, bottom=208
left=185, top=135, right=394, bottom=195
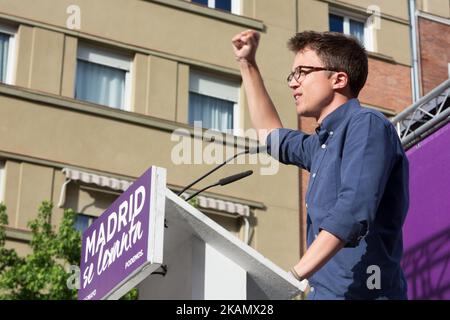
left=252, top=0, right=297, bottom=30
left=147, top=56, right=178, bottom=120
left=0, top=89, right=300, bottom=268
left=0, top=0, right=415, bottom=271
left=60, top=36, right=78, bottom=97
left=418, top=0, right=450, bottom=18
left=2, top=0, right=413, bottom=121
left=2, top=160, right=64, bottom=230
left=4, top=239, right=32, bottom=257
left=0, top=0, right=245, bottom=69
left=13, top=25, right=32, bottom=88
left=376, top=19, right=411, bottom=66
left=175, top=64, right=190, bottom=123
left=12, top=24, right=185, bottom=122
left=13, top=26, right=65, bottom=93
left=298, top=0, right=330, bottom=32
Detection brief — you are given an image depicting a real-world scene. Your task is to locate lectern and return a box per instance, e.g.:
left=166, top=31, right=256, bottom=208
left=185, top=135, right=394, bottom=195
left=78, top=166, right=306, bottom=300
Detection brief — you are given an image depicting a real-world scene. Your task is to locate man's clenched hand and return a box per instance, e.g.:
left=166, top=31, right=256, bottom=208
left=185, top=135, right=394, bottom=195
left=231, top=30, right=260, bottom=64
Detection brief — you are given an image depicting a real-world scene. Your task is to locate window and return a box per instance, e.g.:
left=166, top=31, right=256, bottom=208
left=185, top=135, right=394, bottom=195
left=191, top=0, right=241, bottom=14
left=0, top=161, right=5, bottom=202
left=329, top=12, right=373, bottom=51
left=74, top=213, right=96, bottom=234
left=0, top=24, right=16, bottom=84
left=189, top=70, right=240, bottom=134
left=75, top=43, right=132, bottom=110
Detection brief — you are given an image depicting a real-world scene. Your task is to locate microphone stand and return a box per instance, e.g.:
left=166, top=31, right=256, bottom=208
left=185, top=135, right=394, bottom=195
left=177, top=148, right=255, bottom=198
left=184, top=170, right=253, bottom=202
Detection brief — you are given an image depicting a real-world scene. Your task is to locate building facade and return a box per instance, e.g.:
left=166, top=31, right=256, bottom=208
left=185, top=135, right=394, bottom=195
left=0, top=0, right=449, bottom=292
left=415, top=0, right=450, bottom=95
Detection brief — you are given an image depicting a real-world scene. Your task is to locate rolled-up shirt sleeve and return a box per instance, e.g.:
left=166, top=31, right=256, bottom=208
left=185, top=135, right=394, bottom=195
left=319, top=114, right=396, bottom=247
left=265, top=128, right=316, bottom=171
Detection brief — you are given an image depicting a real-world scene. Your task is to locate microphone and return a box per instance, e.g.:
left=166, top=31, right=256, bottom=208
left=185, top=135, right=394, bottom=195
left=184, top=170, right=253, bottom=202
left=177, top=144, right=266, bottom=198
left=218, top=169, right=254, bottom=186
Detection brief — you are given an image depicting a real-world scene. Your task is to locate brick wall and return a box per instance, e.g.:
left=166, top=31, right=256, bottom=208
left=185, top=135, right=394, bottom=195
left=418, top=17, right=450, bottom=95
left=359, top=58, right=412, bottom=114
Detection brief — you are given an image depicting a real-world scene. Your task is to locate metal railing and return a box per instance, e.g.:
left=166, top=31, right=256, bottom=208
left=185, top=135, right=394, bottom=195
left=391, top=79, right=450, bottom=149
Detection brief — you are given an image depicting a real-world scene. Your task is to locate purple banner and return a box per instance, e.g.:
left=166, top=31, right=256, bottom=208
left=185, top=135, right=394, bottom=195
left=402, top=122, right=450, bottom=300
left=78, top=167, right=153, bottom=300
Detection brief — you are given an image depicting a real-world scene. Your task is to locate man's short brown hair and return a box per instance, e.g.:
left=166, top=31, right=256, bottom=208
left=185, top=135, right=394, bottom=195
left=288, top=31, right=368, bottom=97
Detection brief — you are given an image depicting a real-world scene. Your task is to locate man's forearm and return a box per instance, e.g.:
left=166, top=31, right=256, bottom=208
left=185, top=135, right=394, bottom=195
left=293, top=230, right=345, bottom=280
left=239, top=60, right=283, bottom=142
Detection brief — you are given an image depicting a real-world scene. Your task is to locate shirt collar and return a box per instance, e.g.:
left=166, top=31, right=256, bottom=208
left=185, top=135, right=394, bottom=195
left=316, top=98, right=360, bottom=141
left=315, top=125, right=329, bottom=145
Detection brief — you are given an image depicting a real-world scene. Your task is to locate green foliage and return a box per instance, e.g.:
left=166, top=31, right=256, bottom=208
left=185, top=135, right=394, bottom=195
left=0, top=203, right=21, bottom=276
left=0, top=201, right=80, bottom=299
left=188, top=197, right=199, bottom=208
left=0, top=201, right=137, bottom=300
left=121, top=287, right=138, bottom=300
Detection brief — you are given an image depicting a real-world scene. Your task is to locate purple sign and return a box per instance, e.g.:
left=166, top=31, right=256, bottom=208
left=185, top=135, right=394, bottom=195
left=78, top=166, right=166, bottom=300
left=402, top=122, right=450, bottom=299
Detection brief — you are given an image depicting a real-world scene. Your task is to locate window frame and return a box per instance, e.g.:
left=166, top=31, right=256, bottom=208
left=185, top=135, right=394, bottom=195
left=329, top=8, right=374, bottom=52
left=76, top=43, right=133, bottom=111
left=0, top=23, right=17, bottom=85
left=188, top=69, right=241, bottom=135
left=193, top=0, right=241, bottom=15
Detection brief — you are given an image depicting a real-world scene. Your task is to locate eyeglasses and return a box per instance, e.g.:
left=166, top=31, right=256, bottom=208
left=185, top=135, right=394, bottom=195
left=287, top=65, right=338, bottom=84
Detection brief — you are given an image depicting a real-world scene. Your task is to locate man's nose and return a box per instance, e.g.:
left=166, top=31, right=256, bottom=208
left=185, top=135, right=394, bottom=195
left=289, top=78, right=300, bottom=89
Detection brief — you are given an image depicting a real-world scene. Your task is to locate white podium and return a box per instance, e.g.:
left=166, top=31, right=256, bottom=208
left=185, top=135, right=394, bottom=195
left=78, top=166, right=305, bottom=300
left=138, top=188, right=305, bottom=300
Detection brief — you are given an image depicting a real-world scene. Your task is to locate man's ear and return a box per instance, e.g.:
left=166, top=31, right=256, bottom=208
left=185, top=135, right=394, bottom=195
left=332, top=72, right=349, bottom=90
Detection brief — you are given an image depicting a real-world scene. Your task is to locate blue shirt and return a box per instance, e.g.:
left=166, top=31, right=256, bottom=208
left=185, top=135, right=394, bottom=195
left=266, top=98, right=409, bottom=299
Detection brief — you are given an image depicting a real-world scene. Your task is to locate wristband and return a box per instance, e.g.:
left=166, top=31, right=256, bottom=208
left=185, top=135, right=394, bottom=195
left=290, top=267, right=302, bottom=281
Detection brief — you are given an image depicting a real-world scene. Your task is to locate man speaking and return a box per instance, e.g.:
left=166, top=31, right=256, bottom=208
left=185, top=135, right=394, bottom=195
left=232, top=30, right=409, bottom=300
